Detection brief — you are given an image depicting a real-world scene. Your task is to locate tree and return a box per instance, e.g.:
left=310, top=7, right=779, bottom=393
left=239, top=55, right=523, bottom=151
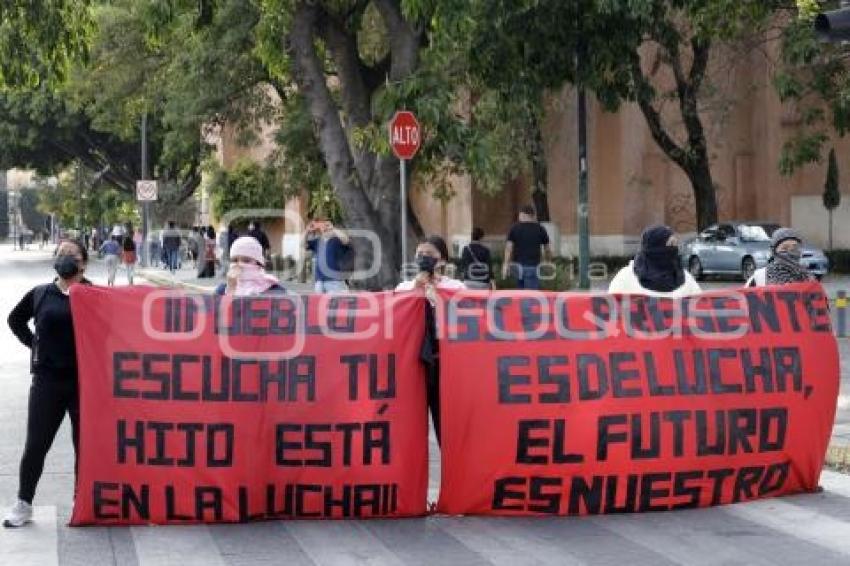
left=432, top=0, right=782, bottom=231
left=254, top=1, right=435, bottom=288
left=19, top=188, right=48, bottom=235
left=207, top=160, right=289, bottom=221
left=776, top=2, right=850, bottom=175
left=0, top=1, right=92, bottom=88
left=824, top=147, right=841, bottom=250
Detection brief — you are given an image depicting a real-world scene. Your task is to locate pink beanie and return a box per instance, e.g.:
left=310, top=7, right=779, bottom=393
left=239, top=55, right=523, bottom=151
left=229, top=236, right=265, bottom=265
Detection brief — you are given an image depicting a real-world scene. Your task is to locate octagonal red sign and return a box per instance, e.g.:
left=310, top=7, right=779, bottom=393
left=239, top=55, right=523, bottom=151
left=389, top=111, right=421, bottom=160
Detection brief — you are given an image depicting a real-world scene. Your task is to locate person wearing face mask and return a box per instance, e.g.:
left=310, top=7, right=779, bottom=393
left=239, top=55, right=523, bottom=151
left=609, top=224, right=702, bottom=297
left=746, top=227, right=812, bottom=287
left=215, top=236, right=285, bottom=296
left=4, top=239, right=93, bottom=527
left=395, top=236, right=465, bottom=445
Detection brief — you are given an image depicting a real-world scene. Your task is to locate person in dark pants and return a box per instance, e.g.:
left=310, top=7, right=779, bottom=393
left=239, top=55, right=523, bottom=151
left=4, top=239, right=92, bottom=528
left=502, top=204, right=552, bottom=289
left=395, top=235, right=465, bottom=445
left=162, top=221, right=182, bottom=273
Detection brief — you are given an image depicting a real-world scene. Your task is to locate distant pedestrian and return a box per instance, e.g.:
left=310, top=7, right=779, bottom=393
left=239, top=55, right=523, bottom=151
left=161, top=221, right=182, bottom=273
left=216, top=236, right=284, bottom=296
left=746, top=227, right=812, bottom=287
left=121, top=233, right=137, bottom=285
left=248, top=220, right=271, bottom=259
left=149, top=230, right=161, bottom=268
left=4, top=239, right=92, bottom=528
left=460, top=227, right=494, bottom=290
left=99, top=237, right=121, bottom=286
left=199, top=226, right=217, bottom=278
left=609, top=224, right=701, bottom=297
left=305, top=217, right=352, bottom=293
left=502, top=205, right=551, bottom=289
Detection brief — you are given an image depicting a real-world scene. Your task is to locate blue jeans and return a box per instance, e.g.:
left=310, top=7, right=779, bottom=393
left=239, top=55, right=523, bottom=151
left=166, top=249, right=180, bottom=272
left=517, top=265, right=540, bottom=290
left=314, top=280, right=348, bottom=293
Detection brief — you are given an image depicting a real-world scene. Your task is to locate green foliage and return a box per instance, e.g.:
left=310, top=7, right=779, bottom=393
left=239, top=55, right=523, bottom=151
left=0, top=1, right=93, bottom=88
left=777, top=4, right=850, bottom=174
left=825, top=147, right=841, bottom=211
left=36, top=168, right=138, bottom=230
left=19, top=188, right=47, bottom=234
left=207, top=160, right=287, bottom=220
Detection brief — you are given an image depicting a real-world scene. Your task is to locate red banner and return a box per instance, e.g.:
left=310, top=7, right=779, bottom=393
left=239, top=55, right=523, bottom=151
left=70, top=287, right=428, bottom=525
left=436, top=283, right=839, bottom=516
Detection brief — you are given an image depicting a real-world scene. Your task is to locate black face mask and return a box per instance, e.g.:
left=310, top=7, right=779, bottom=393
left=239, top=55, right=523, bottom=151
left=54, top=255, right=80, bottom=279
left=416, top=254, right=438, bottom=274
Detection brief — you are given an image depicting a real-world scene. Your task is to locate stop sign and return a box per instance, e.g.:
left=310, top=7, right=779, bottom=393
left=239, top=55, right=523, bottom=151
left=389, top=111, right=421, bottom=160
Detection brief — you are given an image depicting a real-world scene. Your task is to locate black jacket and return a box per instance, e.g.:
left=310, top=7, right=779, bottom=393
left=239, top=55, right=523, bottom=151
left=8, top=280, right=92, bottom=381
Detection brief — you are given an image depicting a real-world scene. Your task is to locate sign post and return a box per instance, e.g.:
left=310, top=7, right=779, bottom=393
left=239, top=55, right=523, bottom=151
left=389, top=111, right=421, bottom=271
left=136, top=179, right=157, bottom=267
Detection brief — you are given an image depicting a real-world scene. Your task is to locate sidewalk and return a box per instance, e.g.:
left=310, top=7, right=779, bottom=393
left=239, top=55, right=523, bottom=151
left=137, top=263, right=313, bottom=293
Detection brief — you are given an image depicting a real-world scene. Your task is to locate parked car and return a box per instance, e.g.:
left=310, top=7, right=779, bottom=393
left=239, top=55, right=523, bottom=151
left=681, top=221, right=830, bottom=281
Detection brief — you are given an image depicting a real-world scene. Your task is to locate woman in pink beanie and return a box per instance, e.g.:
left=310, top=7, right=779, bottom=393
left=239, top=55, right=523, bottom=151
left=215, top=236, right=285, bottom=296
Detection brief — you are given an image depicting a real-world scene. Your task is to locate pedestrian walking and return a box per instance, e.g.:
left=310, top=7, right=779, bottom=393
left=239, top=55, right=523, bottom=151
left=121, top=232, right=137, bottom=285
left=305, top=217, right=352, bottom=293
left=215, top=236, right=284, bottom=296
left=4, top=239, right=92, bottom=528
left=746, top=227, right=813, bottom=287
left=395, top=235, right=465, bottom=445
left=162, top=221, right=182, bottom=273
left=502, top=205, right=551, bottom=289
left=460, top=227, right=494, bottom=290
left=609, top=224, right=702, bottom=297
left=99, top=237, right=121, bottom=286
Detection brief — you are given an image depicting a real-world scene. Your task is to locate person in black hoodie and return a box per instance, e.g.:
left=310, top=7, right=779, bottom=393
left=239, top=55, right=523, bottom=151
left=4, top=239, right=92, bottom=528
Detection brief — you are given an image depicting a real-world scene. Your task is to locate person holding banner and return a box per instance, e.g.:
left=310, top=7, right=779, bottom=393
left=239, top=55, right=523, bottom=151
left=215, top=236, right=285, bottom=296
left=746, top=227, right=812, bottom=287
left=4, top=239, right=92, bottom=528
left=396, top=235, right=465, bottom=444
left=609, top=224, right=702, bottom=297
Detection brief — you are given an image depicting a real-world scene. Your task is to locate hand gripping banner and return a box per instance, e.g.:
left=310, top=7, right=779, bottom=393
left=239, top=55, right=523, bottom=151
left=436, top=283, right=839, bottom=516
left=69, top=287, right=428, bottom=525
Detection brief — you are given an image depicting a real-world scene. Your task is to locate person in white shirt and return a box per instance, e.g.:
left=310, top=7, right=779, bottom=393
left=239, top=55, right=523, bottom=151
left=395, top=235, right=464, bottom=446
left=609, top=224, right=702, bottom=298
left=395, top=235, right=465, bottom=294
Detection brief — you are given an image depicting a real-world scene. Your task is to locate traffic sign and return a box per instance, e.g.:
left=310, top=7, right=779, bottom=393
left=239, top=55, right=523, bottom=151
left=136, top=180, right=158, bottom=202
left=389, top=111, right=421, bottom=160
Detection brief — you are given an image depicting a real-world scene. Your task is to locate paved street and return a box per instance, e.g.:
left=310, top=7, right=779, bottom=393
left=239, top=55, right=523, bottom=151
left=1, top=244, right=850, bottom=565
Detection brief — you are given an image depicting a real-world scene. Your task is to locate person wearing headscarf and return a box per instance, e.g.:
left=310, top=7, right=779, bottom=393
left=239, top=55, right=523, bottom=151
left=746, top=227, right=812, bottom=287
left=609, top=224, right=702, bottom=297
left=214, top=236, right=285, bottom=296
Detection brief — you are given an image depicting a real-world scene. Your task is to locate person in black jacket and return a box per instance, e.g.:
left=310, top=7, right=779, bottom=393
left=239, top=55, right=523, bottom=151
left=460, top=227, right=494, bottom=289
left=4, top=239, right=92, bottom=528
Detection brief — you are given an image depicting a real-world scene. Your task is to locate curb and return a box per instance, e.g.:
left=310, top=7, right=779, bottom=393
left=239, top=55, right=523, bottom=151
left=137, top=270, right=212, bottom=293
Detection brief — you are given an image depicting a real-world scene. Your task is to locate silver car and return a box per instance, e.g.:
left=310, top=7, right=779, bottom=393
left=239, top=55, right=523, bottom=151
left=681, top=222, right=830, bottom=281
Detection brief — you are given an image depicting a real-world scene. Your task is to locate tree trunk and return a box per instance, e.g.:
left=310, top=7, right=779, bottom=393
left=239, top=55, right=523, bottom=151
left=686, top=162, right=718, bottom=232
left=288, top=3, right=397, bottom=289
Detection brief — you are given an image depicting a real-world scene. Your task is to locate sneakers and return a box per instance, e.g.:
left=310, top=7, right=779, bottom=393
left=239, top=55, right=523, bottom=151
left=2, top=500, right=33, bottom=528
